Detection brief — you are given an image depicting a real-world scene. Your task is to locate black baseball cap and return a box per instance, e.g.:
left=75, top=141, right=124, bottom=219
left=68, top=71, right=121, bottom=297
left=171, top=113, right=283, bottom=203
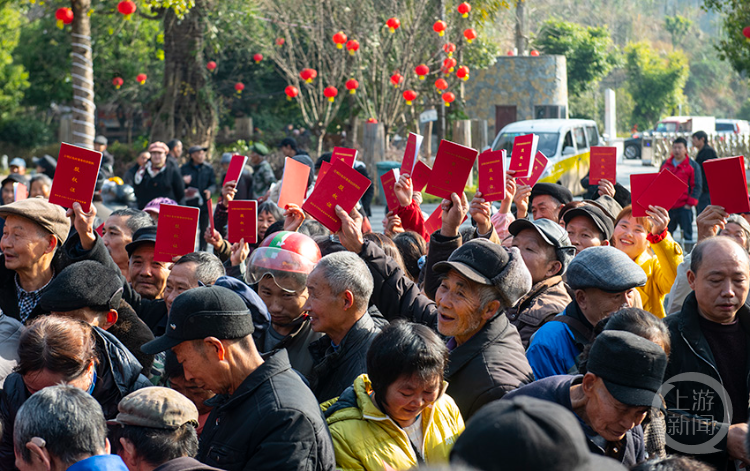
left=141, top=286, right=253, bottom=354
left=587, top=331, right=667, bottom=407
left=563, top=204, right=615, bottom=240
left=125, top=226, right=157, bottom=257
left=509, top=218, right=577, bottom=274
left=187, top=145, right=208, bottom=154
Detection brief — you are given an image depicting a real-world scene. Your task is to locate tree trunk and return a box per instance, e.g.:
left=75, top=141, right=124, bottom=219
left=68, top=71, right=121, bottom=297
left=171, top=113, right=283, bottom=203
left=150, top=0, right=216, bottom=148
left=515, top=0, right=526, bottom=56
left=70, top=0, right=95, bottom=148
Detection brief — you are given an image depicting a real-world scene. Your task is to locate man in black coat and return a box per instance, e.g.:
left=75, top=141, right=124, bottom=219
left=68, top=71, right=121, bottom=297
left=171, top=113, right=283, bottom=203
left=692, top=130, right=719, bottom=214
left=181, top=146, right=217, bottom=251
left=133, top=141, right=185, bottom=209
left=141, top=286, right=335, bottom=471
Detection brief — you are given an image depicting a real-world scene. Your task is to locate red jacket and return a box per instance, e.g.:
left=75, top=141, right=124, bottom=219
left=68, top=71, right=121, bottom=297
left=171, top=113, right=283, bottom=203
left=394, top=200, right=430, bottom=242
left=660, top=156, right=703, bottom=208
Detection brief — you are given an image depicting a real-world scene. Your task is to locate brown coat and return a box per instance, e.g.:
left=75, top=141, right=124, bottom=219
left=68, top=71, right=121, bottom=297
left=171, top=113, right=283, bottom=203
left=505, top=276, right=571, bottom=349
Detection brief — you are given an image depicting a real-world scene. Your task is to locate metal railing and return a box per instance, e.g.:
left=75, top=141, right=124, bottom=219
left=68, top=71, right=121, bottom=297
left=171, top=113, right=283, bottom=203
left=642, top=132, right=750, bottom=167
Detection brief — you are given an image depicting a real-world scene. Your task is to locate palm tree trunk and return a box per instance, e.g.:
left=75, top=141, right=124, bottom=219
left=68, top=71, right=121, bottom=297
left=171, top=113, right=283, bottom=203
left=70, top=0, right=95, bottom=148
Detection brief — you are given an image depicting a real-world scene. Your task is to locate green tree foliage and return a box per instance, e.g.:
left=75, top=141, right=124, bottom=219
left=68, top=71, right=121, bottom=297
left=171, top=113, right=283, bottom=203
left=664, top=15, right=693, bottom=48
left=0, top=3, right=29, bottom=119
left=624, top=42, right=689, bottom=130
left=703, top=0, right=750, bottom=77
left=535, top=19, right=619, bottom=97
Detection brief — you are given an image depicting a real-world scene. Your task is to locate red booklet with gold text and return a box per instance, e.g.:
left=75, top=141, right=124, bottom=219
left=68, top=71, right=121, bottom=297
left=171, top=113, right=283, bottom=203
left=49, top=142, right=102, bottom=212
left=478, top=150, right=506, bottom=202
left=589, top=147, right=617, bottom=185
left=517, top=151, right=549, bottom=187
left=380, top=169, right=401, bottom=210
left=302, top=159, right=372, bottom=233
left=508, top=134, right=539, bottom=179
left=228, top=200, right=258, bottom=244
left=331, top=147, right=357, bottom=167
left=425, top=140, right=478, bottom=199
left=401, top=133, right=424, bottom=175
left=154, top=204, right=199, bottom=263
left=411, top=161, right=432, bottom=193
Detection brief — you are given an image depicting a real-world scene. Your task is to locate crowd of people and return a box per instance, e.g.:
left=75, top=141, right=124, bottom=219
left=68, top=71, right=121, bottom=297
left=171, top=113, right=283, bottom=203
left=0, top=131, right=747, bottom=471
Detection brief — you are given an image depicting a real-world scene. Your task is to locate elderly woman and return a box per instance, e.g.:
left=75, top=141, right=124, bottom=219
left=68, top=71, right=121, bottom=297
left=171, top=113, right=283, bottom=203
left=322, top=322, right=464, bottom=471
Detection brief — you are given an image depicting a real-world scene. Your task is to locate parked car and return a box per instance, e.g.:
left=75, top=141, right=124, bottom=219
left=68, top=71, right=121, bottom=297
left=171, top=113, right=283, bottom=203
left=716, top=119, right=750, bottom=135
left=624, top=116, right=716, bottom=159
left=491, top=119, right=600, bottom=195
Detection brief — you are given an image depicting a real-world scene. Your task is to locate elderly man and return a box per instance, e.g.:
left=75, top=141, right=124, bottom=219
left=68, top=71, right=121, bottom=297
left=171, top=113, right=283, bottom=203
left=526, top=246, right=647, bottom=379
left=103, top=209, right=153, bottom=281
left=335, top=194, right=534, bottom=419
left=181, top=146, right=216, bottom=251
left=110, top=387, right=222, bottom=471
left=9, top=157, right=26, bottom=175
left=664, top=236, right=750, bottom=469
left=563, top=204, right=614, bottom=254
left=125, top=226, right=171, bottom=302
left=507, top=218, right=576, bottom=348
left=134, top=141, right=185, bottom=209
left=506, top=331, right=668, bottom=467
left=303, top=251, right=381, bottom=402
left=514, top=182, right=573, bottom=221
left=94, top=135, right=115, bottom=178
left=249, top=143, right=276, bottom=201
left=141, top=286, right=335, bottom=471
left=14, top=385, right=128, bottom=470
left=167, top=139, right=183, bottom=166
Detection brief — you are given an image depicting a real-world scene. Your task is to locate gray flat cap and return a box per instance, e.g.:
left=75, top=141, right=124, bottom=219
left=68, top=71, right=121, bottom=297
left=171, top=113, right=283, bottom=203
left=567, top=246, right=646, bottom=292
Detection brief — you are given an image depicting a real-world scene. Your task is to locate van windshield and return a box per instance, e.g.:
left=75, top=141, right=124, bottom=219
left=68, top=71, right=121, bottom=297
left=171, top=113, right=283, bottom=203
left=493, top=132, right=559, bottom=158
left=654, top=122, right=678, bottom=133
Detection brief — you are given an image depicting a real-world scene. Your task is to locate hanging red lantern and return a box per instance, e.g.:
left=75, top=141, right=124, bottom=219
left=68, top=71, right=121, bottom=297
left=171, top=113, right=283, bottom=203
left=386, top=17, right=401, bottom=33
left=366, top=118, right=378, bottom=123
left=433, top=20, right=447, bottom=37
left=457, top=2, right=471, bottom=18
left=346, top=39, right=360, bottom=55
left=443, top=42, right=456, bottom=57
left=403, top=90, right=417, bottom=106
left=276, top=38, right=285, bottom=47
left=235, top=82, right=245, bottom=95
left=300, top=68, right=318, bottom=83
left=55, top=8, right=74, bottom=29
left=415, top=64, right=429, bottom=80
left=530, top=50, right=540, bottom=56
left=390, top=73, right=404, bottom=87
left=442, top=91, right=455, bottom=107
left=743, top=26, right=750, bottom=39
left=112, top=77, right=124, bottom=89
left=345, top=79, right=359, bottom=94
left=117, top=1, right=137, bottom=20
left=136, top=73, right=147, bottom=85
left=206, top=61, right=217, bottom=72
left=253, top=53, right=264, bottom=64
left=333, top=31, right=348, bottom=49
left=324, top=86, right=338, bottom=102
left=284, top=85, right=299, bottom=101
left=443, top=57, right=457, bottom=73
left=463, top=28, right=477, bottom=43
left=456, top=65, right=470, bottom=81
left=435, top=78, right=448, bottom=91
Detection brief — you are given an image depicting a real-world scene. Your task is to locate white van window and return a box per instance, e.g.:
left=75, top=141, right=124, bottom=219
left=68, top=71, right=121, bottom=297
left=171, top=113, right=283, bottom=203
left=575, top=127, right=588, bottom=150
left=493, top=132, right=560, bottom=158
left=586, top=126, right=599, bottom=146
left=563, top=131, right=575, bottom=151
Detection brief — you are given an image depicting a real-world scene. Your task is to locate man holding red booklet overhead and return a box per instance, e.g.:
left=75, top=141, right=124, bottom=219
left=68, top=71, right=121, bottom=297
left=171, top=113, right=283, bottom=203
left=660, top=137, right=702, bottom=245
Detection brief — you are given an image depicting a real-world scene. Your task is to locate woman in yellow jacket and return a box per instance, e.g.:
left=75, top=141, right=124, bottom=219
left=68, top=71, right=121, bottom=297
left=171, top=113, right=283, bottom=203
left=611, top=205, right=683, bottom=318
left=321, top=322, right=464, bottom=471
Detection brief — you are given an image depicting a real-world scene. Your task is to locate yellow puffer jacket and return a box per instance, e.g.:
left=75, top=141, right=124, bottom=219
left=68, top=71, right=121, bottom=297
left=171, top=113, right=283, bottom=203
left=321, top=374, right=465, bottom=471
left=634, top=233, right=683, bottom=318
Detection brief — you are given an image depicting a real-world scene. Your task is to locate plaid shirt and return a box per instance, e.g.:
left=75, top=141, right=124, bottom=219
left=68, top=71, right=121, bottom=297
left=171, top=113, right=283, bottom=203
left=15, top=270, right=54, bottom=322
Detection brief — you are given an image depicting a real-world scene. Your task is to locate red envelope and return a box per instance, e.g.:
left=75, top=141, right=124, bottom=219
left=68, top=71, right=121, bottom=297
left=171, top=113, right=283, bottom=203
left=154, top=204, right=200, bottom=263
left=702, top=155, right=750, bottom=214
left=400, top=133, right=424, bottom=175
left=589, top=147, right=617, bottom=185
left=630, top=173, right=658, bottom=217
left=517, top=151, right=549, bottom=187
left=207, top=200, right=215, bottom=233
left=316, top=161, right=332, bottom=184
left=425, top=140, right=479, bottom=199
left=302, top=159, right=372, bottom=233
left=423, top=206, right=443, bottom=236
left=331, top=147, right=357, bottom=167
left=411, top=161, right=432, bottom=193
left=380, top=169, right=401, bottom=210
left=278, top=157, right=312, bottom=209
left=478, top=150, right=506, bottom=203
left=13, top=183, right=27, bottom=202
left=227, top=200, right=258, bottom=244
left=508, top=134, right=539, bottom=179
left=49, top=142, right=102, bottom=212
left=636, top=170, right=688, bottom=214
left=222, top=154, right=248, bottom=187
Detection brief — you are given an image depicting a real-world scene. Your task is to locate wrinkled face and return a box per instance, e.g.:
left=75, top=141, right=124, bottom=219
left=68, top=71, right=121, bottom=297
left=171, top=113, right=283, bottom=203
left=169, top=374, right=215, bottom=415
left=721, top=223, right=749, bottom=251
left=303, top=268, right=346, bottom=336
left=2, top=182, right=14, bottom=205
left=190, top=150, right=206, bottom=165
left=103, top=215, right=133, bottom=267
left=258, top=275, right=308, bottom=329
left=688, top=242, right=750, bottom=324
left=435, top=270, right=487, bottom=342
left=577, top=287, right=634, bottom=325
left=258, top=211, right=277, bottom=241
left=672, top=142, right=687, bottom=160
left=584, top=376, right=648, bottom=442
left=382, top=374, right=442, bottom=428
left=164, top=262, right=200, bottom=313
left=613, top=216, right=649, bottom=260
left=512, top=229, right=558, bottom=285
left=29, top=181, right=50, bottom=199
left=1, top=215, right=55, bottom=272
left=128, top=245, right=171, bottom=300
left=531, top=195, right=561, bottom=222
left=172, top=340, right=224, bottom=394
left=566, top=215, right=605, bottom=254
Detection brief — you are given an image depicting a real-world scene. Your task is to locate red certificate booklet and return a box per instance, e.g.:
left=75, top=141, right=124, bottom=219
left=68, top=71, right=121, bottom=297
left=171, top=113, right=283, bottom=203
left=154, top=204, right=200, bottom=263
left=227, top=200, right=258, bottom=244
left=509, top=134, right=539, bottom=179
left=425, top=140, right=479, bottom=199
left=423, top=206, right=443, bottom=236
left=278, top=157, right=312, bottom=209
left=630, top=173, right=658, bottom=217
left=49, top=142, right=102, bottom=212
left=380, top=168, right=401, bottom=210
left=401, top=133, right=424, bottom=175
left=517, top=151, right=549, bottom=187
left=331, top=147, right=358, bottom=167
left=589, top=146, right=617, bottom=185
left=411, top=161, right=432, bottom=192
left=702, top=155, right=750, bottom=214
left=478, top=149, right=506, bottom=202
left=636, top=169, right=688, bottom=215
left=316, top=161, right=332, bottom=185
left=302, top=159, right=372, bottom=233
left=223, top=154, right=248, bottom=187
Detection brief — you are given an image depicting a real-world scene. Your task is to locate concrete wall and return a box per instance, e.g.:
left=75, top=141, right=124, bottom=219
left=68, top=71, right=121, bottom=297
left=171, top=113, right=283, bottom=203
left=464, top=55, right=568, bottom=135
